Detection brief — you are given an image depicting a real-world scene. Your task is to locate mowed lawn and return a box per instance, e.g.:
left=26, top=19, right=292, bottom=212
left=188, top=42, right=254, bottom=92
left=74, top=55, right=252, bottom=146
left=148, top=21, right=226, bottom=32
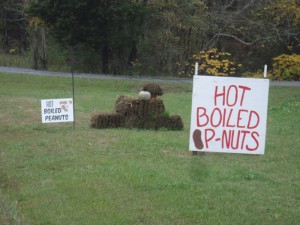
left=0, top=73, right=299, bottom=225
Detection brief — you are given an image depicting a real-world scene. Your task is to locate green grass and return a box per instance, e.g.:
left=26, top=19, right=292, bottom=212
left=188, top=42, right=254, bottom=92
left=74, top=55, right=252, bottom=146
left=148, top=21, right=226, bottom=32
left=0, top=72, right=299, bottom=225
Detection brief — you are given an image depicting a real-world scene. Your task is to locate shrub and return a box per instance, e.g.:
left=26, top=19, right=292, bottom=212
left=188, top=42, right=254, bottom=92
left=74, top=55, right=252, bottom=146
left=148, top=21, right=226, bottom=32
left=179, top=48, right=242, bottom=77
left=272, top=54, right=300, bottom=81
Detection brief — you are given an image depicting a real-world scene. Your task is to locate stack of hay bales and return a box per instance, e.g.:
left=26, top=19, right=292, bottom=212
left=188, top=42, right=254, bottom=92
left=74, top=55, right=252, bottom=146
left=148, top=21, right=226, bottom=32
left=115, top=95, right=165, bottom=129
left=91, top=95, right=183, bottom=130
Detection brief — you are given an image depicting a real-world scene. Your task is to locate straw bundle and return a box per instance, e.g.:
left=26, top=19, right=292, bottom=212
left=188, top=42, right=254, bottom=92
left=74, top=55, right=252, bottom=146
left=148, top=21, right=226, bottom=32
left=91, top=112, right=124, bottom=129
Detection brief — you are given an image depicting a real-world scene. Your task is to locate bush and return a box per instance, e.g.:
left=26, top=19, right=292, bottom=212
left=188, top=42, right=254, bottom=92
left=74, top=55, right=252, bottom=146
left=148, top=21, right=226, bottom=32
left=272, top=54, right=300, bottom=81
left=179, top=48, right=242, bottom=77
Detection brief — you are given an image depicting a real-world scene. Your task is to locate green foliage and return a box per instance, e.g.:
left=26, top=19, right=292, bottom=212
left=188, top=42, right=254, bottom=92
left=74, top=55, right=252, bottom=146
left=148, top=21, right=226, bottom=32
left=180, top=48, right=242, bottom=77
left=135, top=0, right=209, bottom=76
left=0, top=0, right=27, bottom=52
left=267, top=0, right=300, bottom=29
left=27, top=0, right=151, bottom=73
left=1, top=0, right=300, bottom=76
left=272, top=54, right=300, bottom=81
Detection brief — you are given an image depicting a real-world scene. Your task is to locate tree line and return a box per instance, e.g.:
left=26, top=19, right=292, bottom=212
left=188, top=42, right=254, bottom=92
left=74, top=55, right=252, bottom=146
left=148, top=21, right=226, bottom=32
left=0, top=0, right=299, bottom=77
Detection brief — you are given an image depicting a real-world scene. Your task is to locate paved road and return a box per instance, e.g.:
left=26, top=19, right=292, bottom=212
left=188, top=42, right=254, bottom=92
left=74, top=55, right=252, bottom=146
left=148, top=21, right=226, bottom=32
left=1, top=66, right=299, bottom=86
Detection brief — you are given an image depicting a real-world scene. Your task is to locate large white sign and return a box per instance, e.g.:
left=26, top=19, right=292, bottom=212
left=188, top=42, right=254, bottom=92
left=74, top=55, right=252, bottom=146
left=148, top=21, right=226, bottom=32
left=189, top=76, right=269, bottom=155
left=41, top=98, right=74, bottom=123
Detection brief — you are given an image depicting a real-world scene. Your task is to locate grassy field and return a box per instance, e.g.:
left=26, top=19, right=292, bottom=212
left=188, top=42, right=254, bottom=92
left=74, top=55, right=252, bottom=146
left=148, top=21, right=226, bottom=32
left=0, top=72, right=299, bottom=225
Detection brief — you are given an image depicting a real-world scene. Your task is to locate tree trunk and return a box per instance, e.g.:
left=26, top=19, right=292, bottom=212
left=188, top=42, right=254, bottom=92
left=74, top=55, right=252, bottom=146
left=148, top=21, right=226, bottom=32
left=102, top=44, right=109, bottom=73
left=185, top=27, right=192, bottom=61
left=41, top=27, right=47, bottom=69
left=128, top=45, right=137, bottom=68
left=33, top=25, right=39, bottom=70
left=4, top=10, right=8, bottom=50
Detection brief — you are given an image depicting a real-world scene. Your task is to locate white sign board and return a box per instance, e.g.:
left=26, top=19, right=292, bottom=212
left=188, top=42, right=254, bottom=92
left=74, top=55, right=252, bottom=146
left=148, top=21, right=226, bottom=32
left=189, top=76, right=269, bottom=155
left=41, top=98, right=74, bottom=123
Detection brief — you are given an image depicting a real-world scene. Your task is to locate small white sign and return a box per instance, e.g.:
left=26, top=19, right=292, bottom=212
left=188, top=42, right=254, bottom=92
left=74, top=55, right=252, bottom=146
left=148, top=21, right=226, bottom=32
left=41, top=98, right=74, bottom=123
left=189, top=76, right=269, bottom=155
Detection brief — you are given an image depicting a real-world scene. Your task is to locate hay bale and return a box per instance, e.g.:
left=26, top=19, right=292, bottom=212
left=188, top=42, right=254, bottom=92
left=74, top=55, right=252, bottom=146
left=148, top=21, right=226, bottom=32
left=147, top=99, right=165, bottom=116
left=91, top=112, right=125, bottom=129
left=155, top=115, right=184, bottom=130
left=115, top=95, right=165, bottom=129
left=115, top=95, right=165, bottom=118
left=123, top=115, right=145, bottom=128
left=115, top=95, right=136, bottom=116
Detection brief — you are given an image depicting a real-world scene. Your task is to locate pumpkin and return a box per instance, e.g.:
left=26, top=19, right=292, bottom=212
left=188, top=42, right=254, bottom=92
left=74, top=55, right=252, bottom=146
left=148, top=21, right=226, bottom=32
left=138, top=91, right=151, bottom=100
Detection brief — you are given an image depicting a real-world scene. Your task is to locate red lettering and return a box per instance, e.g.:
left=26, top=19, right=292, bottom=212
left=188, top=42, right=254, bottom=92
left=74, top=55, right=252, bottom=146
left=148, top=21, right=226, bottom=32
left=197, top=107, right=209, bottom=127
left=221, top=130, right=253, bottom=150
left=214, top=86, right=226, bottom=106
left=225, top=109, right=235, bottom=127
left=240, top=130, right=250, bottom=149
left=222, top=130, right=232, bottom=149
left=211, top=108, right=222, bottom=127
left=231, top=130, right=241, bottom=150
left=237, top=109, right=248, bottom=128
left=214, top=85, right=251, bottom=107
left=238, top=85, right=251, bottom=106
left=246, top=132, right=259, bottom=151
left=204, top=129, right=215, bottom=148
left=227, top=85, right=238, bottom=106
left=247, top=110, right=260, bottom=129
left=222, top=108, right=227, bottom=127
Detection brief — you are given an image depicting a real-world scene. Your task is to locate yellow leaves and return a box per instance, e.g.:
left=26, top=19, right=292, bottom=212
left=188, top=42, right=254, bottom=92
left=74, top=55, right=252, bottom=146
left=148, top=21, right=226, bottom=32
left=207, top=48, right=217, bottom=54
left=183, top=48, right=242, bottom=76
left=199, top=64, right=206, bottom=71
left=267, top=0, right=300, bottom=26
left=29, top=17, right=44, bottom=27
left=272, top=54, right=300, bottom=81
left=8, top=48, right=17, bottom=54
left=178, top=48, right=242, bottom=77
